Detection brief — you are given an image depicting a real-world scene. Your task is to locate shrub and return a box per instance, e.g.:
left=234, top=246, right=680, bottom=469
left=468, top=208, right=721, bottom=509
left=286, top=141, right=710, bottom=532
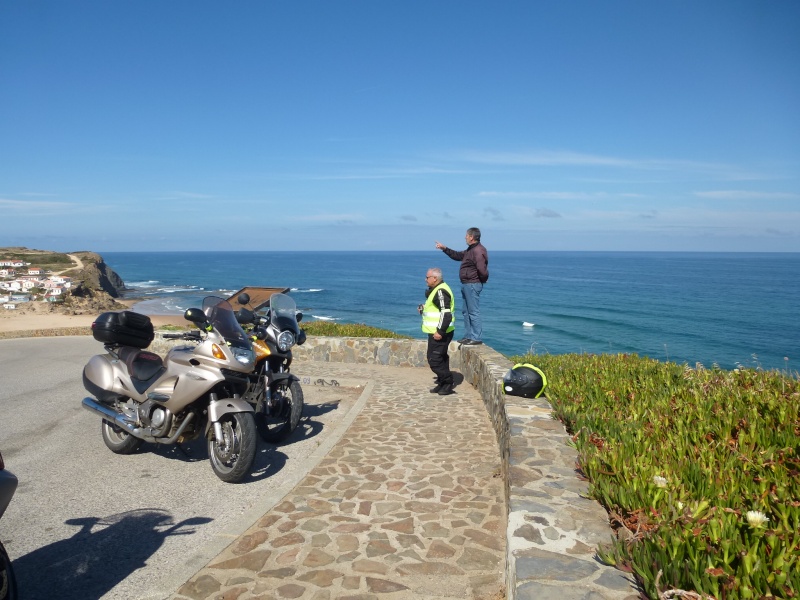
left=512, top=352, right=799, bottom=599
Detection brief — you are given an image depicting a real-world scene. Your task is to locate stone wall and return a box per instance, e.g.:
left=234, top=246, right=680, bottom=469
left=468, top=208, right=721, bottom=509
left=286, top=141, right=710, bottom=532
left=292, top=336, right=451, bottom=369
left=294, top=337, right=640, bottom=599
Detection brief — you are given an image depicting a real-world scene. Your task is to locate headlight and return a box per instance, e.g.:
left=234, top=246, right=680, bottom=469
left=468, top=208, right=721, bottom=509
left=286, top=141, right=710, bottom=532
left=233, top=347, right=255, bottom=366
left=277, top=331, right=296, bottom=352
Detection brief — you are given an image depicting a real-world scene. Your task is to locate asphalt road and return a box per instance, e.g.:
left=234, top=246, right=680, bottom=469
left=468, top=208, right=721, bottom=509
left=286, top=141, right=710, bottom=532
left=0, top=336, right=364, bottom=600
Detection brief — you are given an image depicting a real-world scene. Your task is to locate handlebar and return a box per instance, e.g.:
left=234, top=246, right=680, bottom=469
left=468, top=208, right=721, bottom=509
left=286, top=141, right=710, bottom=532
left=162, top=331, right=202, bottom=341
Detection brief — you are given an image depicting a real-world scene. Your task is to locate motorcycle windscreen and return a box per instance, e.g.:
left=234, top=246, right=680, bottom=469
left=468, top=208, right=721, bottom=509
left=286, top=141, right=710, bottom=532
left=201, top=296, right=252, bottom=346
left=269, top=293, right=300, bottom=333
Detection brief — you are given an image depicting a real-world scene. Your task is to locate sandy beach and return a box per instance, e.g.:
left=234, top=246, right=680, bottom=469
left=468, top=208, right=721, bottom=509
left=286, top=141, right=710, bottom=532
left=0, top=301, right=187, bottom=335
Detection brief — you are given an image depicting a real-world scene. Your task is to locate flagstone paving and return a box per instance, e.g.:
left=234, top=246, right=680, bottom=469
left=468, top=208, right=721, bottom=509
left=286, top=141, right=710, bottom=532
left=169, top=362, right=506, bottom=600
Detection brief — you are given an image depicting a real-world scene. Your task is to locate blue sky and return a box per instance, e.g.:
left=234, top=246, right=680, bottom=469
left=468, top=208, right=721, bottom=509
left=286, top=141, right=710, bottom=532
left=1, top=1, right=798, bottom=252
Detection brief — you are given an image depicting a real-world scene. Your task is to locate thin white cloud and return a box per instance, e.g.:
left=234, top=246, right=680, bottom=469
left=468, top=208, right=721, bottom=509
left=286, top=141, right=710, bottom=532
left=457, top=149, right=758, bottom=179
left=479, top=191, right=646, bottom=201
left=293, top=213, right=364, bottom=223
left=0, top=198, right=78, bottom=214
left=302, top=166, right=472, bottom=181
left=463, top=150, right=635, bottom=168
left=463, top=150, right=711, bottom=169
left=535, top=209, right=562, bottom=218
left=157, top=191, right=215, bottom=200
left=693, top=190, right=800, bottom=200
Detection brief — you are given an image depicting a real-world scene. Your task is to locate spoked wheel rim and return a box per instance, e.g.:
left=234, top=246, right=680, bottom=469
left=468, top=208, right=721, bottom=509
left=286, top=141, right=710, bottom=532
left=210, top=420, right=241, bottom=471
left=255, top=380, right=304, bottom=443
left=101, top=420, right=142, bottom=454
left=105, top=424, right=129, bottom=444
left=208, top=413, right=257, bottom=483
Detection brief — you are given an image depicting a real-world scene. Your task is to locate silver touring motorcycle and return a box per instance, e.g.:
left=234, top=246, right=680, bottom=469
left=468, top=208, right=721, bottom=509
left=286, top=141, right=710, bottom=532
left=82, top=297, right=258, bottom=483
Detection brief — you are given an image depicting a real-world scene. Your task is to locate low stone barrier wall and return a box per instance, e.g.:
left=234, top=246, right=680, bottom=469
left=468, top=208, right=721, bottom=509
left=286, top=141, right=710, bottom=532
left=294, top=337, right=640, bottom=599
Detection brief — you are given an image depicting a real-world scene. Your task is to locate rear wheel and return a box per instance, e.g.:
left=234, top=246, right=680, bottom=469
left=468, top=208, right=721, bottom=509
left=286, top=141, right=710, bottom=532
left=256, top=379, right=304, bottom=443
left=208, top=413, right=257, bottom=483
left=0, top=540, right=18, bottom=600
left=101, top=421, right=143, bottom=454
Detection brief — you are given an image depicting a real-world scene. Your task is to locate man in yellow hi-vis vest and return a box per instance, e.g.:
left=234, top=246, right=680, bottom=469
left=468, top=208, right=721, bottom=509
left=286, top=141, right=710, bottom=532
left=419, top=267, right=456, bottom=395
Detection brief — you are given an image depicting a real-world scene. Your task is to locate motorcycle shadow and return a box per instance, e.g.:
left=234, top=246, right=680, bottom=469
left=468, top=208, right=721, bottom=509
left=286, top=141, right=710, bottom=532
left=270, top=400, right=343, bottom=448
left=249, top=446, right=289, bottom=481
left=11, top=510, right=213, bottom=600
left=142, top=437, right=289, bottom=483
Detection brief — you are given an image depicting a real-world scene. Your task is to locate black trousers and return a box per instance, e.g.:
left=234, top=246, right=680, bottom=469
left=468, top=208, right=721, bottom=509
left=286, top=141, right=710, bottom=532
left=427, top=330, right=454, bottom=384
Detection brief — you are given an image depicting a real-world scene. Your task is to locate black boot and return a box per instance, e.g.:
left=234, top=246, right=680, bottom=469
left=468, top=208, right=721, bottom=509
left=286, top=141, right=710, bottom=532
left=430, top=382, right=444, bottom=393
left=437, top=382, right=455, bottom=396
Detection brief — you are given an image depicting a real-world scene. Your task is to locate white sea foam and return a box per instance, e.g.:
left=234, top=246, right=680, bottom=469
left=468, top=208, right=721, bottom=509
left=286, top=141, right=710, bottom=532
left=290, top=288, right=324, bottom=293
left=160, top=286, right=204, bottom=293
left=523, top=321, right=535, bottom=327
left=311, top=315, right=339, bottom=321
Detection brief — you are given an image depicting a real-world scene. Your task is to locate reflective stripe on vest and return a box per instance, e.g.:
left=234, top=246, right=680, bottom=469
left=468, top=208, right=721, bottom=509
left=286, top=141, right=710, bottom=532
left=421, top=282, right=455, bottom=334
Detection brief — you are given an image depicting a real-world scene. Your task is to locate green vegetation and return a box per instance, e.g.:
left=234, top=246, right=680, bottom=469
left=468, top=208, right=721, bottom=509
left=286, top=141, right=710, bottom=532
left=512, top=352, right=799, bottom=599
left=0, top=247, right=73, bottom=268
left=126, top=320, right=404, bottom=337
left=302, top=321, right=409, bottom=339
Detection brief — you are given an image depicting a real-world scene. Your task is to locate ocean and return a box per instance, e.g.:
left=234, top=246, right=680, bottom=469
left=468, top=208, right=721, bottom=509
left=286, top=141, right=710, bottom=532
left=101, top=251, right=799, bottom=373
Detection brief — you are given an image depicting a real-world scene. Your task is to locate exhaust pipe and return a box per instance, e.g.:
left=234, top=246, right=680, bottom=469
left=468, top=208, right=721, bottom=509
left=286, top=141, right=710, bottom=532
left=82, top=397, right=196, bottom=444
left=82, top=397, right=137, bottom=434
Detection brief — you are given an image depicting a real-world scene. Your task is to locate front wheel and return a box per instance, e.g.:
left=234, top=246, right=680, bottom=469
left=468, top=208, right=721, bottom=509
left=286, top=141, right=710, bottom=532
left=256, top=379, right=304, bottom=443
left=208, top=413, right=257, bottom=483
left=101, top=421, right=143, bottom=454
left=0, top=540, right=18, bottom=600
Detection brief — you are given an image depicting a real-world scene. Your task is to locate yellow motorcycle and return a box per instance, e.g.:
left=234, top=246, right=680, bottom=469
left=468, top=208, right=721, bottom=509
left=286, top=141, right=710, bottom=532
left=236, top=292, right=306, bottom=442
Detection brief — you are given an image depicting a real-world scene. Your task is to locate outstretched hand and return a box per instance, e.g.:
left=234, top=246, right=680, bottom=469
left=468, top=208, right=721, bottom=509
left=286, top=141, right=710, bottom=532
left=435, top=241, right=446, bottom=250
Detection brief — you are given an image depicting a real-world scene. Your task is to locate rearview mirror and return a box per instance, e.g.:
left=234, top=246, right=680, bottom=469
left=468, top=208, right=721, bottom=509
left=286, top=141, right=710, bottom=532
left=184, top=307, right=207, bottom=324
left=237, top=293, right=250, bottom=305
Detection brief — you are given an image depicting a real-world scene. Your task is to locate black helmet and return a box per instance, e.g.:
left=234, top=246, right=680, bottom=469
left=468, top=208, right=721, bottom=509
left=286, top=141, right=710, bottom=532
left=503, top=363, right=547, bottom=398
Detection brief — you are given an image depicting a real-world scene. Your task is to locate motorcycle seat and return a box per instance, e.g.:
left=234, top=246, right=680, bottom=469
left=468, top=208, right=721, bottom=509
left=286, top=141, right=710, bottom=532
left=118, top=347, right=165, bottom=383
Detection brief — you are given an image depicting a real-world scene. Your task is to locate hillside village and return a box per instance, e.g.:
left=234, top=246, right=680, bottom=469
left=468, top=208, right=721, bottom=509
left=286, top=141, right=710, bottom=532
left=0, top=248, right=127, bottom=314
left=0, top=257, right=74, bottom=308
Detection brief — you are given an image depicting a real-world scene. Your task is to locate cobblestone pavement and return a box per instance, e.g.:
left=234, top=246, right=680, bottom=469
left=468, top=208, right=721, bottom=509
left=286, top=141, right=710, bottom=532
left=169, top=362, right=506, bottom=600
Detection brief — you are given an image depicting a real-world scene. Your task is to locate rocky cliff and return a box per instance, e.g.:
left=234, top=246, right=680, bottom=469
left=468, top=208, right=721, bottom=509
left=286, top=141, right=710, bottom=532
left=69, top=252, right=126, bottom=298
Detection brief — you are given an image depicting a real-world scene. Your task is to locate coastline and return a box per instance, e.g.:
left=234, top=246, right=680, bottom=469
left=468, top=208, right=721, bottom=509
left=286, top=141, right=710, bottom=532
left=0, top=299, right=188, bottom=337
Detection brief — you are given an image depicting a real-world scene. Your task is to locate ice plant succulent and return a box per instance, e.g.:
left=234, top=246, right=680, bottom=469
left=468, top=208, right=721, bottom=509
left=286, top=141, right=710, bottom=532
left=523, top=352, right=800, bottom=599
left=745, top=510, right=769, bottom=528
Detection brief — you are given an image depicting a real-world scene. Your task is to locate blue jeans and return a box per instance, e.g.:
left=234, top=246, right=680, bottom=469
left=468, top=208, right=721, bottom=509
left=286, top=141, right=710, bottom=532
left=460, top=282, right=483, bottom=341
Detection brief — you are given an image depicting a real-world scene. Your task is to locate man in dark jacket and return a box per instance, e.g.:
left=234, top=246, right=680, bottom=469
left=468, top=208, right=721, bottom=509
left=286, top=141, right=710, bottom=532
left=435, top=227, right=489, bottom=345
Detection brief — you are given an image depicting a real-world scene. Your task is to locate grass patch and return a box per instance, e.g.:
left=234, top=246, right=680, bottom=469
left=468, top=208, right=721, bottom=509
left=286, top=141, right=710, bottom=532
left=512, top=352, right=799, bottom=599
left=301, top=321, right=409, bottom=339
